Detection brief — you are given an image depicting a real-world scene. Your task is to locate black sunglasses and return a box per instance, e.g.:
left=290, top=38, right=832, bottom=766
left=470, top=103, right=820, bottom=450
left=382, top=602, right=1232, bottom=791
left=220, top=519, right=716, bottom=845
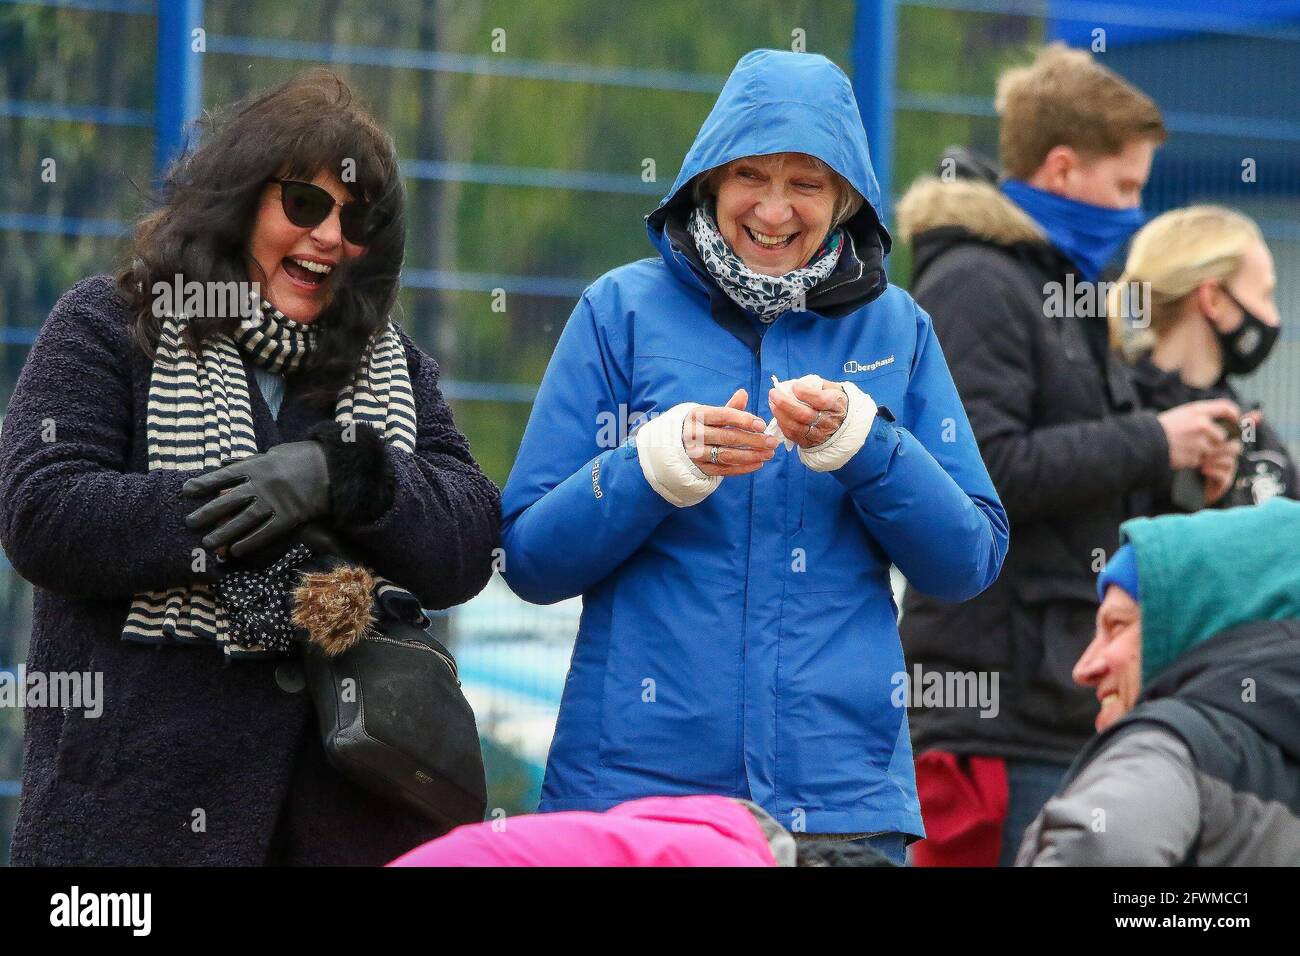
left=270, top=178, right=388, bottom=245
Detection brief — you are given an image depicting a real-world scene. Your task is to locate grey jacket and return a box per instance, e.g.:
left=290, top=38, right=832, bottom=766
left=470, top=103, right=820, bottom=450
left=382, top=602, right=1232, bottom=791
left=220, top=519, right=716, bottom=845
left=1017, top=725, right=1300, bottom=865
left=1017, top=620, right=1300, bottom=866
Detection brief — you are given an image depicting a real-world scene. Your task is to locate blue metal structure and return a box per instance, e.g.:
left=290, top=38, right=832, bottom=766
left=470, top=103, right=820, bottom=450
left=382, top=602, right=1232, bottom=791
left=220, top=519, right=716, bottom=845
left=153, top=0, right=203, bottom=174
left=851, top=0, right=897, bottom=225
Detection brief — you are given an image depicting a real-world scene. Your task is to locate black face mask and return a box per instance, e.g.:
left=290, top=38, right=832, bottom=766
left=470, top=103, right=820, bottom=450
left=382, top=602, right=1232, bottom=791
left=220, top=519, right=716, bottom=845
left=1216, top=286, right=1280, bottom=377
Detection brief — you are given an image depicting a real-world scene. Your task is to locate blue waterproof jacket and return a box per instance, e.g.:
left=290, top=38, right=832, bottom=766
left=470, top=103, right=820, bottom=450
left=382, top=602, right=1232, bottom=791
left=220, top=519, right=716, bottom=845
left=501, top=50, right=1008, bottom=837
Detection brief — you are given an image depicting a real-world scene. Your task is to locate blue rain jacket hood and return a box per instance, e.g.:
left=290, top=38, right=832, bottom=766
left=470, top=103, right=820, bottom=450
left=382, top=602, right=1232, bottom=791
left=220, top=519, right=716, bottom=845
left=501, top=49, right=1007, bottom=839
left=646, top=48, right=892, bottom=258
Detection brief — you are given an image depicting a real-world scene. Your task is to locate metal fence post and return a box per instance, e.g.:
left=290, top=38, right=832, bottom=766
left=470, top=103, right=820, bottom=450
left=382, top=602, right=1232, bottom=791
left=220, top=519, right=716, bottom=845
left=154, top=0, right=205, bottom=176
left=852, top=0, right=897, bottom=228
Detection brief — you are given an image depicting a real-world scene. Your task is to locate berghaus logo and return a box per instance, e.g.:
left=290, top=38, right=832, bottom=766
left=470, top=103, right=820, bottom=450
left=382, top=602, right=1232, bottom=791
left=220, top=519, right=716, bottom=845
left=844, top=355, right=895, bottom=374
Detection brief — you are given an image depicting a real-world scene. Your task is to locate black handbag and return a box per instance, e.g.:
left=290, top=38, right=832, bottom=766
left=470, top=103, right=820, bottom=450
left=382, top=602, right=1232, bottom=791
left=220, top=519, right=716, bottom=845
left=291, top=524, right=487, bottom=831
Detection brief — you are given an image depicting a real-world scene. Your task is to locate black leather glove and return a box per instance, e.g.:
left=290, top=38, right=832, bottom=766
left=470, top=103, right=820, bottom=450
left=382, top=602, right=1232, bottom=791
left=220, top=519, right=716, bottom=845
left=294, top=521, right=352, bottom=562
left=182, top=440, right=332, bottom=559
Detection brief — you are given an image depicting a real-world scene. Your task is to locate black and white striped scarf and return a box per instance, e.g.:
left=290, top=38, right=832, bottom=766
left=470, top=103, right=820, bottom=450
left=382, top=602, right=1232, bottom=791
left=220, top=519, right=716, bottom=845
left=122, top=299, right=419, bottom=659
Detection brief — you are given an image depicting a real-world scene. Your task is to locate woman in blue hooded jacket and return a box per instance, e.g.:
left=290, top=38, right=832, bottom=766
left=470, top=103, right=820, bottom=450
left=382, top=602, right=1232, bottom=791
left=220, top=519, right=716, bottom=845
left=500, top=50, right=1008, bottom=862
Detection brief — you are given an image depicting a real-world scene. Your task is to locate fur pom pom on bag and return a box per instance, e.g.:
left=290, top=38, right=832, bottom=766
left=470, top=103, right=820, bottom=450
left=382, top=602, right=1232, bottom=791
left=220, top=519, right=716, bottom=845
left=292, top=563, right=378, bottom=657
left=285, top=525, right=487, bottom=829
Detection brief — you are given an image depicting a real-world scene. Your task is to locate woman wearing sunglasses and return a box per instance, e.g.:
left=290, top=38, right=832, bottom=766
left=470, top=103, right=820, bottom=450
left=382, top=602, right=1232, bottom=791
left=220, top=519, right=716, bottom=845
left=0, top=71, right=501, bottom=865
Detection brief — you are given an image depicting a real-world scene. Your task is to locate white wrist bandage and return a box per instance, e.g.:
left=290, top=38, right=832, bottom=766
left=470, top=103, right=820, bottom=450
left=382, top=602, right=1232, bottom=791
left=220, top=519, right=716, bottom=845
left=797, top=380, right=877, bottom=472
left=634, top=402, right=721, bottom=507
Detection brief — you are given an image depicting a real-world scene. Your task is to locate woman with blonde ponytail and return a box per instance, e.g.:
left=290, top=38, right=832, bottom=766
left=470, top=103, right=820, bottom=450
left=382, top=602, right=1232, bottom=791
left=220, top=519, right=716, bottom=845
left=1114, top=205, right=1294, bottom=512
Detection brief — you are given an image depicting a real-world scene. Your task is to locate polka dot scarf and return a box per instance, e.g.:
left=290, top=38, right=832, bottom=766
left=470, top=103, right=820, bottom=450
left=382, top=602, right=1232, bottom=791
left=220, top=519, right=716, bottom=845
left=212, top=544, right=314, bottom=654
left=687, top=204, right=843, bottom=322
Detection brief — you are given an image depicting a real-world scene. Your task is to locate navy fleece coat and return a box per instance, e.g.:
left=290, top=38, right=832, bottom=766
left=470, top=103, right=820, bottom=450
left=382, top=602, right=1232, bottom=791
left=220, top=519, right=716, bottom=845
left=0, top=275, right=500, bottom=865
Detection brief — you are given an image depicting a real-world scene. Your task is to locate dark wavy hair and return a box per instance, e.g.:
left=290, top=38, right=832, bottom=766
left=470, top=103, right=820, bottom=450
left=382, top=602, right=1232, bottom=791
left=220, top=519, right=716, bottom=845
left=117, top=69, right=406, bottom=411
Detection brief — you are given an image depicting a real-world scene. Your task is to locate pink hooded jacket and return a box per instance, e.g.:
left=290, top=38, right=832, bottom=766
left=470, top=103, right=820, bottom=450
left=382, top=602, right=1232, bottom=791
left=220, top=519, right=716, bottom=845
left=388, top=795, right=786, bottom=867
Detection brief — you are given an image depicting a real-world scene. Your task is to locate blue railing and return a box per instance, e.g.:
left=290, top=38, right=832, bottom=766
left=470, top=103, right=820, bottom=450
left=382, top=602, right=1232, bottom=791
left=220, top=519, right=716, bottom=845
left=900, top=0, right=1300, bottom=42
left=205, top=34, right=727, bottom=93
left=401, top=159, right=662, bottom=196
left=893, top=91, right=1300, bottom=144
left=0, top=99, right=152, bottom=126
left=153, top=0, right=203, bottom=172
left=0, top=0, right=153, bottom=13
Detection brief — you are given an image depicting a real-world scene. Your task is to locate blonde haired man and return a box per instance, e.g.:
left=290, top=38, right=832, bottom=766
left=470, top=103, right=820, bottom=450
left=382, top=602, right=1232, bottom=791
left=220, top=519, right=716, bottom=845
left=996, top=43, right=1164, bottom=198
left=896, top=44, right=1242, bottom=866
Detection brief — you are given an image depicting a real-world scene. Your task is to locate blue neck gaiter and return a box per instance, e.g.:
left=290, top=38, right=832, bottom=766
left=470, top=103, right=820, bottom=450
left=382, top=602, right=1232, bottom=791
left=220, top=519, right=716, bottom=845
left=1001, top=179, right=1145, bottom=282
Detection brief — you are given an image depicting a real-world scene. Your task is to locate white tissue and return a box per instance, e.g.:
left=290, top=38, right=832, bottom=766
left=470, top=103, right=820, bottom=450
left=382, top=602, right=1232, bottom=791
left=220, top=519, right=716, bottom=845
left=767, top=373, right=826, bottom=452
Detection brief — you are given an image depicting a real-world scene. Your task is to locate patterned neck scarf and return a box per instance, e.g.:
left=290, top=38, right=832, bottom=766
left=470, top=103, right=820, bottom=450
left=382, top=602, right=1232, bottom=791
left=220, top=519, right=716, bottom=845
left=687, top=205, right=843, bottom=322
left=122, top=299, right=420, bottom=659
